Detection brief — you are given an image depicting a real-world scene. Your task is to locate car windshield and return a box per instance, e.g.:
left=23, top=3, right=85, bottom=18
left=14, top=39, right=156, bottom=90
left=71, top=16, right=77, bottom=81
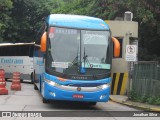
left=46, top=27, right=111, bottom=79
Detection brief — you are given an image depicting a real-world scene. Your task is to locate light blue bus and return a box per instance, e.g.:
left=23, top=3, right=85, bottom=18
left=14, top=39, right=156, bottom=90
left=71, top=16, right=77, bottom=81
left=33, top=14, right=120, bottom=105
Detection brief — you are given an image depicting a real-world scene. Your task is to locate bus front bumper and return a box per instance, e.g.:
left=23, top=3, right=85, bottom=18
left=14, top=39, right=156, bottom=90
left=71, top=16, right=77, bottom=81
left=42, top=81, right=110, bottom=102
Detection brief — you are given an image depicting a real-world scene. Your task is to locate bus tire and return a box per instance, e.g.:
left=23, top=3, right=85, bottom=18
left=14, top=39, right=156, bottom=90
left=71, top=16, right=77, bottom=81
left=34, top=84, right=38, bottom=90
left=30, top=72, right=34, bottom=84
left=20, top=79, right=23, bottom=83
left=88, top=102, right=97, bottom=106
left=42, top=98, right=48, bottom=103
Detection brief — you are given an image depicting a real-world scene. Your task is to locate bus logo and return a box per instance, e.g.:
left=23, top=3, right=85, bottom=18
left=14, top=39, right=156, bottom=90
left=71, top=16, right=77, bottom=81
left=77, top=87, right=81, bottom=91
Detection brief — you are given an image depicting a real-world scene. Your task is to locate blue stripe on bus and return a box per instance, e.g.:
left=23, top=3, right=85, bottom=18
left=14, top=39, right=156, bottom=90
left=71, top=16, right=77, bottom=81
left=47, top=14, right=110, bottom=30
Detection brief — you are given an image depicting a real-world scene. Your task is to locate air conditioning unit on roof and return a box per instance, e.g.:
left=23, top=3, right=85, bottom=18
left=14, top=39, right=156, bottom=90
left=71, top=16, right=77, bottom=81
left=124, top=11, right=133, bottom=21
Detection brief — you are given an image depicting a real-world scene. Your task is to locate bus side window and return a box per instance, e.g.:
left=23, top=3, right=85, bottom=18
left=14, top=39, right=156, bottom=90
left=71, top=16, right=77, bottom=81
left=10, top=46, right=18, bottom=56
left=113, top=37, right=123, bottom=58
left=0, top=47, right=3, bottom=56
left=29, top=45, right=34, bottom=57
left=5, top=46, right=11, bottom=56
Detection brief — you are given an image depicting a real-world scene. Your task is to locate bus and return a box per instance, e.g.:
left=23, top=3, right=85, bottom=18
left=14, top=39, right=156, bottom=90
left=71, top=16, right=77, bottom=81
left=33, top=14, right=120, bottom=105
left=0, top=43, right=34, bottom=82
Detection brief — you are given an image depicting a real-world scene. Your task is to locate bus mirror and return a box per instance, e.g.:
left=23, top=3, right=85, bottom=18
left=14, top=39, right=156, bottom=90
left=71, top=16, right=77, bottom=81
left=40, top=32, right=47, bottom=52
left=112, top=37, right=120, bottom=57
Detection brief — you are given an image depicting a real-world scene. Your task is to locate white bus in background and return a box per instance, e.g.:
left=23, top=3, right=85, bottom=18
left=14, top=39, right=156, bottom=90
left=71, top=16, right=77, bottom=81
left=0, top=43, right=34, bottom=82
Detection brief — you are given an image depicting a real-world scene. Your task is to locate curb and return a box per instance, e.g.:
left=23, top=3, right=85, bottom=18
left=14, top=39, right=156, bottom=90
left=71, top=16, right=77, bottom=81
left=110, top=96, right=160, bottom=112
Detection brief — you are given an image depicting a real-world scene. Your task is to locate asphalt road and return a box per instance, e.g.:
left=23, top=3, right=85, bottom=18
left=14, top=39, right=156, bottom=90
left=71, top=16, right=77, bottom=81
left=0, top=82, right=159, bottom=120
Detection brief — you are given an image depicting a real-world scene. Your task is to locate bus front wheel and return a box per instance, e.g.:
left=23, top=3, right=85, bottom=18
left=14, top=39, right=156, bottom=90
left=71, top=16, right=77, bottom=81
left=42, top=98, right=49, bottom=103
left=34, top=84, right=38, bottom=90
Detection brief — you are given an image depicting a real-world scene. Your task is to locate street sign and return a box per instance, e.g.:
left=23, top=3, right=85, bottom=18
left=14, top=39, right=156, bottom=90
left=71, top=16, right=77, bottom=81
left=126, top=45, right=137, bottom=61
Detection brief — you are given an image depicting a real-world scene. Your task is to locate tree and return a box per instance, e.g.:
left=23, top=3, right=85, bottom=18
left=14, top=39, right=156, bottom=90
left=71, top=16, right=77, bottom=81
left=89, top=0, right=160, bottom=61
left=1, top=0, right=160, bottom=61
left=50, top=0, right=95, bottom=16
left=0, top=0, right=12, bottom=42
left=126, top=0, right=160, bottom=60
left=3, top=0, right=50, bottom=42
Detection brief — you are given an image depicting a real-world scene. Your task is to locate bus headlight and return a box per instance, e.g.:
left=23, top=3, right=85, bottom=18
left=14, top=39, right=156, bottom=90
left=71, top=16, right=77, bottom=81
left=44, top=79, right=59, bottom=86
left=97, top=84, right=110, bottom=90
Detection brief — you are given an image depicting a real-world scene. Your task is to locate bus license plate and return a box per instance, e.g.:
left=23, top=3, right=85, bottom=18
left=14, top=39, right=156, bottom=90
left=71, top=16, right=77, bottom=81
left=73, top=94, right=84, bottom=99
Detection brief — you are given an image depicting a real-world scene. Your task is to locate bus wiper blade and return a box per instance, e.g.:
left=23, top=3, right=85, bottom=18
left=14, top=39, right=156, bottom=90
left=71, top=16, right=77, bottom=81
left=70, top=48, right=81, bottom=73
left=83, top=47, right=91, bottom=68
left=71, top=56, right=78, bottom=65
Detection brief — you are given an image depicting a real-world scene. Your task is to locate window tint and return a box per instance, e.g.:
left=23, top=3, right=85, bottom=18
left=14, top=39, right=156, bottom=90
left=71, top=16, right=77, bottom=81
left=0, top=45, right=34, bottom=56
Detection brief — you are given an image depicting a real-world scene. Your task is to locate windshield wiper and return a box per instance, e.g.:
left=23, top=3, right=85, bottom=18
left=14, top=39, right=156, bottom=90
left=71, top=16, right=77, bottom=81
left=83, top=47, right=91, bottom=68
left=70, top=48, right=81, bottom=73
left=83, top=47, right=98, bottom=79
left=71, top=56, right=78, bottom=65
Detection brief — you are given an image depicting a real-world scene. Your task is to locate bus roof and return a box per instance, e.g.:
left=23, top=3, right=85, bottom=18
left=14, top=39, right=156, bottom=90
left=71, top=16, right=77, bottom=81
left=47, top=14, right=110, bottom=30
left=0, top=42, right=35, bottom=47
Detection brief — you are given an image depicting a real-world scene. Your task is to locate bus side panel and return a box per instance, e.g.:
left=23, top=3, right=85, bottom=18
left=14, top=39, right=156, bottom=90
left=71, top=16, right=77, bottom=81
left=0, top=56, right=33, bottom=80
left=33, top=46, right=45, bottom=91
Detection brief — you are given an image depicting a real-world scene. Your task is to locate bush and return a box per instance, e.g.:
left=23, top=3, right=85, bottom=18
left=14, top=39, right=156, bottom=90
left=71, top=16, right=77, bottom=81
left=139, top=95, right=148, bottom=103
left=154, top=97, right=160, bottom=105
left=146, top=96, right=156, bottom=104
left=128, top=90, right=138, bottom=101
left=128, top=90, right=160, bottom=105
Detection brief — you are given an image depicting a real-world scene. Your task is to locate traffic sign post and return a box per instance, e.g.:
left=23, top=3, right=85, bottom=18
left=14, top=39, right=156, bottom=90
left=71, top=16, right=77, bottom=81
left=125, top=45, right=137, bottom=62
left=125, top=45, right=137, bottom=95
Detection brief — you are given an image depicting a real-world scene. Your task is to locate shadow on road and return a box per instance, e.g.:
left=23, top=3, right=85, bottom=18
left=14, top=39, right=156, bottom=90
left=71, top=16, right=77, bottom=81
left=44, top=100, right=100, bottom=110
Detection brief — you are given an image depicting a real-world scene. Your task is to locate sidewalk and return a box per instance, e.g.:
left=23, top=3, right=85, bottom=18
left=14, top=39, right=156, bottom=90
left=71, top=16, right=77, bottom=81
left=110, top=95, right=160, bottom=112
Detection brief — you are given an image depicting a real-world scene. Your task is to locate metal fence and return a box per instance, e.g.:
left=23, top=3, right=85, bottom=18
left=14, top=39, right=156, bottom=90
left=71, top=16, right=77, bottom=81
left=131, top=61, right=160, bottom=97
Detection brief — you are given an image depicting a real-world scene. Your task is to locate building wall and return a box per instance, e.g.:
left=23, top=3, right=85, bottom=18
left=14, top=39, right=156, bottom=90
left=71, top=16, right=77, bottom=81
left=106, top=20, right=138, bottom=95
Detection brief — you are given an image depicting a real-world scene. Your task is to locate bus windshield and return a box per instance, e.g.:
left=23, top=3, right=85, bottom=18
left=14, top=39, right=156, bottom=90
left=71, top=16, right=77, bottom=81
left=81, top=30, right=110, bottom=69
left=46, top=27, right=111, bottom=80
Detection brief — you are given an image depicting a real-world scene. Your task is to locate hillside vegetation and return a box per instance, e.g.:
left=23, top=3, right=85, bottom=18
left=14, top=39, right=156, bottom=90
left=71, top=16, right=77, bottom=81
left=0, top=0, right=160, bottom=61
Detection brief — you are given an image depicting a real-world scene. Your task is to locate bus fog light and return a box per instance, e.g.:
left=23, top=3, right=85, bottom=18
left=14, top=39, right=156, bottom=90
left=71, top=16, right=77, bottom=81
left=97, top=84, right=110, bottom=90
left=100, top=94, right=107, bottom=99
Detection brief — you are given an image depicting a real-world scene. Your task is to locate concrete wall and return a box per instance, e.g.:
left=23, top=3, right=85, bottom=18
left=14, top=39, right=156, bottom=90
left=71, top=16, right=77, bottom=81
left=106, top=20, right=138, bottom=95
left=106, top=21, right=138, bottom=38
left=106, top=20, right=138, bottom=73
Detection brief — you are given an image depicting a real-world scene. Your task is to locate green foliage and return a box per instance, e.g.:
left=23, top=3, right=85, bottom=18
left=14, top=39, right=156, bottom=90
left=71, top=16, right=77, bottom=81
left=3, top=0, right=50, bottom=42
left=128, top=89, right=138, bottom=101
left=0, top=0, right=13, bottom=42
left=0, top=0, right=160, bottom=61
left=155, top=98, right=160, bottom=105
left=146, top=96, right=156, bottom=104
left=129, top=90, right=160, bottom=105
left=50, top=0, right=95, bottom=16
